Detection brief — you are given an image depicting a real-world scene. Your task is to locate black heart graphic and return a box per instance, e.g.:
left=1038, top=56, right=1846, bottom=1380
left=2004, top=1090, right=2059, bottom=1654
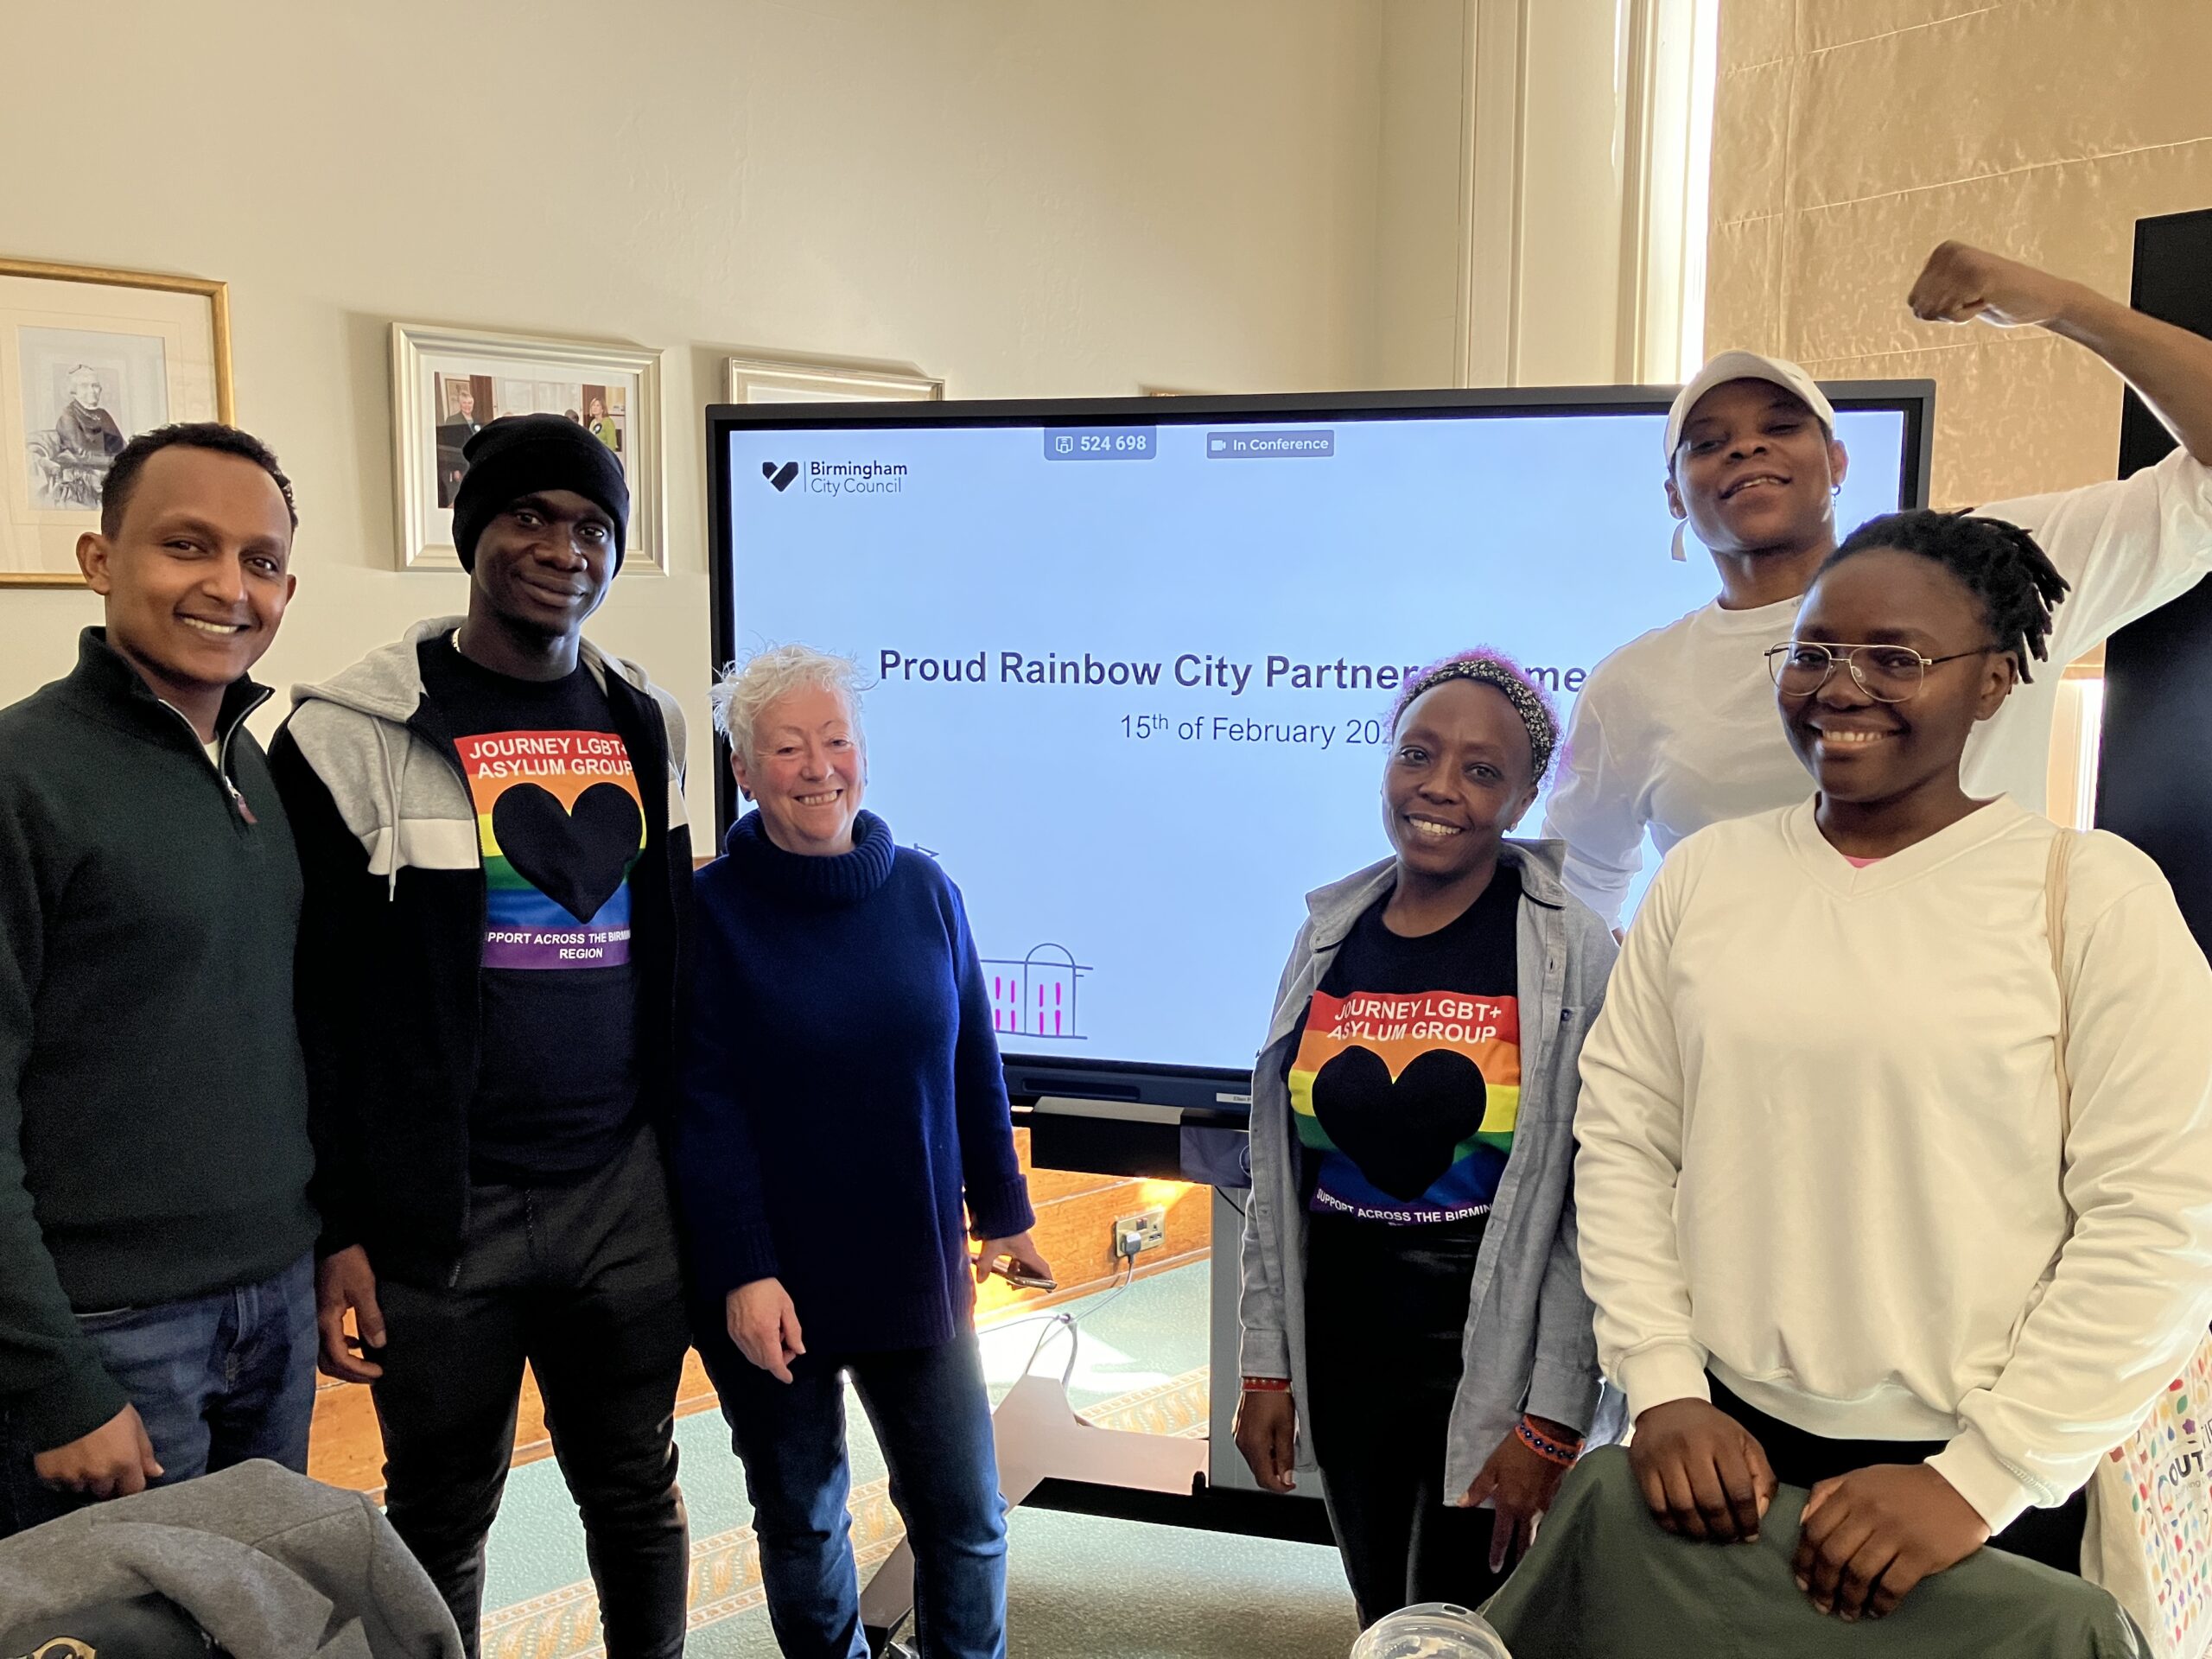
left=1311, top=1046, right=1486, bottom=1202
left=761, top=461, right=798, bottom=492
left=491, top=782, right=643, bottom=924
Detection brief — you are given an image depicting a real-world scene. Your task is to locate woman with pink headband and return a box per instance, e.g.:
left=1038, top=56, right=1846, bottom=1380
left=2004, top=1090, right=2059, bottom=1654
left=1234, top=649, right=1619, bottom=1627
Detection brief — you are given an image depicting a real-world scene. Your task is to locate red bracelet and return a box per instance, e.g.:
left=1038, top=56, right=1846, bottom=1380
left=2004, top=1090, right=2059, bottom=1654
left=1242, top=1376, right=1292, bottom=1393
left=1516, top=1415, right=1582, bottom=1467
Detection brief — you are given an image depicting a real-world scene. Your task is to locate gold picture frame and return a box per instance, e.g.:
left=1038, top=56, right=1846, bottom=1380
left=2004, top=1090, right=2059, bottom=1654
left=0, top=257, right=233, bottom=588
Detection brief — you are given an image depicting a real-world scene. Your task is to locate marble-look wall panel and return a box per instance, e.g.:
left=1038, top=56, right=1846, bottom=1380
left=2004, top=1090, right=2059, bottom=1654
left=1706, top=214, right=1790, bottom=356
left=1800, top=334, right=2125, bottom=506
left=1782, top=142, right=2212, bottom=365
left=1789, top=1, right=2212, bottom=213
left=1711, top=55, right=1796, bottom=227
left=1719, top=0, right=1796, bottom=73
left=1799, top=0, right=2020, bottom=55
left=1709, top=0, right=2212, bottom=512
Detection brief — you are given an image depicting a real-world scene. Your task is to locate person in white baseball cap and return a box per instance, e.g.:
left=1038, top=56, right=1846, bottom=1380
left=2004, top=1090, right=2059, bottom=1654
left=1542, top=239, right=2212, bottom=930
left=1660, top=348, right=1839, bottom=557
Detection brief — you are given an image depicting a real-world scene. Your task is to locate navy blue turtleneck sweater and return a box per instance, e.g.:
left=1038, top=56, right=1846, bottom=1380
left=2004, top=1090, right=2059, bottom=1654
left=677, top=810, right=1034, bottom=1353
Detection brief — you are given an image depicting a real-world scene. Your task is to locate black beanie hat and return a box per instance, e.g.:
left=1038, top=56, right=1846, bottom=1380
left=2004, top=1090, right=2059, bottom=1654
left=452, top=413, right=630, bottom=572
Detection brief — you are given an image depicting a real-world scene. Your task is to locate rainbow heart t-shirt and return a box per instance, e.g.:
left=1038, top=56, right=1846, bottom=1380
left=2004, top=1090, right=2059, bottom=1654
left=419, top=639, right=649, bottom=1182
left=1290, top=868, right=1522, bottom=1224
left=455, top=725, right=645, bottom=969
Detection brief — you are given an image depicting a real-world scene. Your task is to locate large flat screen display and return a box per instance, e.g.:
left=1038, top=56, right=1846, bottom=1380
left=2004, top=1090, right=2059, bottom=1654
left=709, top=387, right=1930, bottom=1096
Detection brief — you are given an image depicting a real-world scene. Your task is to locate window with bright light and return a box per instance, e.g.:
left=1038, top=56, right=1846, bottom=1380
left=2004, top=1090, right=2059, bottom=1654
left=1676, top=0, right=1720, bottom=377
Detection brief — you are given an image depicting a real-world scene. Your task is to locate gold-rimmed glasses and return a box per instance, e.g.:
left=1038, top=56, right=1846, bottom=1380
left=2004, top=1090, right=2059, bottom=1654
left=1765, top=641, right=1999, bottom=703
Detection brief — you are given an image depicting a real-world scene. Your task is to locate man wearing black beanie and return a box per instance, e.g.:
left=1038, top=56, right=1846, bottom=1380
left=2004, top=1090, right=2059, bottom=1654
left=448, top=413, right=632, bottom=575
left=267, top=414, right=692, bottom=1659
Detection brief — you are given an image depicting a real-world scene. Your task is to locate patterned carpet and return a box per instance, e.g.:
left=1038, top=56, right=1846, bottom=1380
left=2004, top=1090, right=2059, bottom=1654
left=474, top=1265, right=1358, bottom=1658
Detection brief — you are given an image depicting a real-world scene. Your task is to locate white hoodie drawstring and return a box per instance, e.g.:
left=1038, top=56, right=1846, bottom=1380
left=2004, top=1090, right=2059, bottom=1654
left=372, top=721, right=402, bottom=902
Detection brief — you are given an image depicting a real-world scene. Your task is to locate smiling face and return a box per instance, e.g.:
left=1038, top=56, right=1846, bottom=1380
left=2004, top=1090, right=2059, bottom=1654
left=1782, top=547, right=2013, bottom=811
left=1382, top=678, right=1540, bottom=884
left=78, top=444, right=296, bottom=699
left=468, top=489, right=616, bottom=641
left=1668, top=378, right=1849, bottom=558
left=453, top=385, right=476, bottom=418
left=732, top=683, right=866, bottom=856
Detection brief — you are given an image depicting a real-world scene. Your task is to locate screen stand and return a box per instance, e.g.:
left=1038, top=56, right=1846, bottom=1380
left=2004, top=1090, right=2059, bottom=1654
left=856, top=1367, right=1207, bottom=1646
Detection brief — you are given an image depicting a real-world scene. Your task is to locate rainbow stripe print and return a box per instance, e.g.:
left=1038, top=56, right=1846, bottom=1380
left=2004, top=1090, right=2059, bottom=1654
left=455, top=728, right=646, bottom=971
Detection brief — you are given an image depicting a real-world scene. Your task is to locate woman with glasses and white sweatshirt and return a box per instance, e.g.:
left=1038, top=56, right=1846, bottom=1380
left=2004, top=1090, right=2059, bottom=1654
left=1573, top=507, right=2212, bottom=1625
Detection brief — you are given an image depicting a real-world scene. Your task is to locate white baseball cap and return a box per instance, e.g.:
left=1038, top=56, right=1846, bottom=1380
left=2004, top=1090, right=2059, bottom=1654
left=1664, top=350, right=1836, bottom=461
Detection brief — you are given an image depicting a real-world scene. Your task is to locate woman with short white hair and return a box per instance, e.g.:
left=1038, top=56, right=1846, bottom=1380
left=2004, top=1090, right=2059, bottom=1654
left=678, top=645, right=1047, bottom=1659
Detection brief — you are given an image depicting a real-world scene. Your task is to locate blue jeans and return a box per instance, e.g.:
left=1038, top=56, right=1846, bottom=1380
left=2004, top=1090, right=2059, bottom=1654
left=0, top=1254, right=316, bottom=1537
left=697, top=1326, right=1008, bottom=1659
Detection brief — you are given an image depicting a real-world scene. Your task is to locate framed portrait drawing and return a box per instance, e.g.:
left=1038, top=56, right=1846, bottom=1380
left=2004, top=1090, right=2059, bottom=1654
left=0, top=257, right=232, bottom=588
left=391, top=323, right=664, bottom=574
left=723, top=355, right=943, bottom=404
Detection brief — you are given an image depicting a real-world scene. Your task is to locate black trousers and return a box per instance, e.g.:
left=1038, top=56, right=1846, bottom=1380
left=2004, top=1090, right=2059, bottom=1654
left=1304, top=1212, right=1505, bottom=1628
left=371, top=1125, right=692, bottom=1659
left=1707, top=1373, right=2088, bottom=1574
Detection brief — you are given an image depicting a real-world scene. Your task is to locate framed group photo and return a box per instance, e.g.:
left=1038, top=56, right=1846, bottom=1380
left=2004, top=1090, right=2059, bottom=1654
left=392, top=322, right=665, bottom=574
left=0, top=257, right=232, bottom=588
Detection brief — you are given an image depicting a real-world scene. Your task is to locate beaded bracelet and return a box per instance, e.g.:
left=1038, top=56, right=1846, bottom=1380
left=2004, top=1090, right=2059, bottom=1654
left=1241, top=1376, right=1292, bottom=1393
left=1516, top=1415, right=1582, bottom=1467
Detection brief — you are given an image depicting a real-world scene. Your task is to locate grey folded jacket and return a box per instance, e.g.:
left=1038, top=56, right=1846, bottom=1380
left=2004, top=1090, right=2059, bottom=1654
left=0, top=1461, right=460, bottom=1659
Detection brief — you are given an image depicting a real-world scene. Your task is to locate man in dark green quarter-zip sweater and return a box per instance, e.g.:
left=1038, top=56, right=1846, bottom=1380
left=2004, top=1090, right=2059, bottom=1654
left=0, top=423, right=318, bottom=1538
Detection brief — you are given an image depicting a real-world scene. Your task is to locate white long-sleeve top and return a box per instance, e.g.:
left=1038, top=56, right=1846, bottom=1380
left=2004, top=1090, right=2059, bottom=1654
left=1573, top=796, right=2212, bottom=1532
left=1543, top=448, right=2212, bottom=926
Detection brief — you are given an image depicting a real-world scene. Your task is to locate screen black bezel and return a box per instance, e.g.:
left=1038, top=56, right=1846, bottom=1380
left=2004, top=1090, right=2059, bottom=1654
left=705, top=380, right=1936, bottom=1106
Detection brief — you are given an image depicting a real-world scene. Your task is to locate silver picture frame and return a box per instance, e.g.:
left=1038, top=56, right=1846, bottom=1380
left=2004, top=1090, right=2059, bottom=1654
left=391, top=321, right=665, bottom=574
left=723, top=354, right=942, bottom=405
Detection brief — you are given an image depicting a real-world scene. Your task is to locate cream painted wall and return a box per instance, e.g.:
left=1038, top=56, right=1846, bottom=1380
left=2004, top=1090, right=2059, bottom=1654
left=1707, top=0, right=2212, bottom=508
left=0, top=0, right=1395, bottom=799
left=1374, top=0, right=1469, bottom=387
left=1510, top=0, right=1633, bottom=386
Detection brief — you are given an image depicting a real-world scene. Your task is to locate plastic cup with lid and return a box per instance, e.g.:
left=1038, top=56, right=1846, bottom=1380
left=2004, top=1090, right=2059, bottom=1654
left=1348, top=1601, right=1512, bottom=1659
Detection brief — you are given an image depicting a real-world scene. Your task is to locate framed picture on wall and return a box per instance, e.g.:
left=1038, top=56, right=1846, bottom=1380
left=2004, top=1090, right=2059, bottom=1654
left=723, top=354, right=943, bottom=404
left=0, top=257, right=232, bottom=589
left=391, top=322, right=665, bottom=574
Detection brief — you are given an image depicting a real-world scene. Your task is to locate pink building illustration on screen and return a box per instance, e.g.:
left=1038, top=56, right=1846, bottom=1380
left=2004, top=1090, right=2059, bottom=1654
left=982, top=943, right=1088, bottom=1040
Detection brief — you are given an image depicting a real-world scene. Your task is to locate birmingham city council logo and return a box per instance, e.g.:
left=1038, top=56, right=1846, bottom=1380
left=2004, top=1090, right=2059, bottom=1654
left=760, top=461, right=798, bottom=492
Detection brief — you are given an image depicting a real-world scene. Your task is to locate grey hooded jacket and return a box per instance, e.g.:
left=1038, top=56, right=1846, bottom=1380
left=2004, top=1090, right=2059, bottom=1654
left=0, top=1459, right=461, bottom=1659
left=1236, top=838, right=1623, bottom=1497
left=278, top=616, right=689, bottom=905
left=265, top=616, right=690, bottom=1282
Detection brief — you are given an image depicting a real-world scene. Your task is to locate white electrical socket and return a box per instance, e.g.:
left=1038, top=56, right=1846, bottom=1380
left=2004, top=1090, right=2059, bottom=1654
left=1113, top=1205, right=1167, bottom=1257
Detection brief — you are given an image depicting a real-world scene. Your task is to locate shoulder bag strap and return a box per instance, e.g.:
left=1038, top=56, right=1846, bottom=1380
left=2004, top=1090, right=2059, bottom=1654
left=2046, top=828, right=2078, bottom=1146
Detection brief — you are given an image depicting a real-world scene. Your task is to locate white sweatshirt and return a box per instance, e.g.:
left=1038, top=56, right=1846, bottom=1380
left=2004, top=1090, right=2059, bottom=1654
left=1573, top=797, right=2212, bottom=1531
left=1543, top=447, right=2212, bottom=926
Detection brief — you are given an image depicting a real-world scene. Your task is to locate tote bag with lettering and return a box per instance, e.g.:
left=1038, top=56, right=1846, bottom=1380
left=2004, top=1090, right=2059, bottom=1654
left=2088, top=1356, right=2212, bottom=1659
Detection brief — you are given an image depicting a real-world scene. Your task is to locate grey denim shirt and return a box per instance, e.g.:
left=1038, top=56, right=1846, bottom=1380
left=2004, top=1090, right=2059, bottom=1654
left=1236, top=837, right=1624, bottom=1496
